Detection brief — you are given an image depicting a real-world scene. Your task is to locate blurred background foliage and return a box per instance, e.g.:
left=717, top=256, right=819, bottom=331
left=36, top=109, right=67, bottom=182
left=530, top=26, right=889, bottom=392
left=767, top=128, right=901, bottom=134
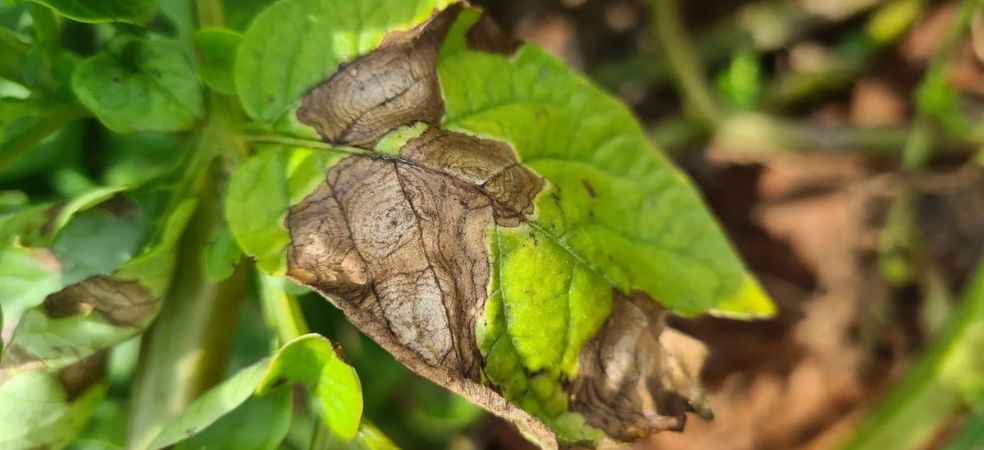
left=1, top=0, right=984, bottom=449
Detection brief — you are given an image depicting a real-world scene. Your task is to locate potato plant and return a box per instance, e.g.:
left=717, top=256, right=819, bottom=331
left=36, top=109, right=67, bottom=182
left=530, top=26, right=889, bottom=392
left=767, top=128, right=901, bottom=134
left=0, top=0, right=774, bottom=449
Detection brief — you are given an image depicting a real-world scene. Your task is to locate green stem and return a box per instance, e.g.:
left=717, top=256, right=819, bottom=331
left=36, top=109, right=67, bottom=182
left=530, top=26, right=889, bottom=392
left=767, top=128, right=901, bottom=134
left=127, top=154, right=249, bottom=450
left=650, top=0, right=724, bottom=127
left=258, top=273, right=309, bottom=344
left=704, top=113, right=974, bottom=158
left=194, top=0, right=224, bottom=29
left=837, top=259, right=984, bottom=450
left=0, top=103, right=89, bottom=173
left=128, top=2, right=250, bottom=446
left=27, top=3, right=59, bottom=62
left=0, top=32, right=30, bottom=83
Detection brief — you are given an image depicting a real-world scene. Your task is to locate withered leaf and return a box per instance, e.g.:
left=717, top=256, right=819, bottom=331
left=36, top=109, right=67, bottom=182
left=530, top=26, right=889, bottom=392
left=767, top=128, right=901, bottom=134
left=0, top=163, right=200, bottom=449
left=285, top=5, right=712, bottom=448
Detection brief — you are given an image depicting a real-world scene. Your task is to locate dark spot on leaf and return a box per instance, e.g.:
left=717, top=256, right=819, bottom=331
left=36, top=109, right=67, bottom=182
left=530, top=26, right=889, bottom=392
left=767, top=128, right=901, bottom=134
left=582, top=179, right=596, bottom=198
left=57, top=352, right=107, bottom=401
left=43, top=276, right=155, bottom=327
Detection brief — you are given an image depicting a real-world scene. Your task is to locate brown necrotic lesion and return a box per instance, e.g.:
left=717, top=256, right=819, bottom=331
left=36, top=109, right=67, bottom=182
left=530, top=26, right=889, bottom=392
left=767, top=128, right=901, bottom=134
left=571, top=293, right=712, bottom=440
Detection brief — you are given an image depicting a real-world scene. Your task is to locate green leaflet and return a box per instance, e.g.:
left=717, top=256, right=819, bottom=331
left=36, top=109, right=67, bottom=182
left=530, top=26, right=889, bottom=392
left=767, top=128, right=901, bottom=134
left=174, top=389, right=292, bottom=450
left=226, top=145, right=349, bottom=275
left=147, top=362, right=272, bottom=449
left=72, top=39, right=203, bottom=134
left=439, top=16, right=772, bottom=318
left=235, top=0, right=456, bottom=122
left=202, top=226, right=243, bottom=282
left=258, top=334, right=363, bottom=440
left=149, top=334, right=362, bottom=449
left=28, top=0, right=157, bottom=24
left=194, top=28, right=243, bottom=96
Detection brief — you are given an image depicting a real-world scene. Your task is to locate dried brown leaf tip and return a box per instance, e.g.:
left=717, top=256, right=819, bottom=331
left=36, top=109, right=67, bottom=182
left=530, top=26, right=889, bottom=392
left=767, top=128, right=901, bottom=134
left=291, top=4, right=709, bottom=447
left=573, top=293, right=712, bottom=441
left=297, top=4, right=462, bottom=147
left=1, top=275, right=154, bottom=384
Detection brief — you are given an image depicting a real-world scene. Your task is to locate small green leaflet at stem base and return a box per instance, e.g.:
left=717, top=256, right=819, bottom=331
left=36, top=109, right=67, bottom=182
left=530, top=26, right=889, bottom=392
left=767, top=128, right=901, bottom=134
left=194, top=28, right=243, bottom=96
left=203, top=226, right=243, bottom=282
left=149, top=334, right=363, bottom=449
left=29, top=0, right=157, bottom=24
left=72, top=39, right=203, bottom=134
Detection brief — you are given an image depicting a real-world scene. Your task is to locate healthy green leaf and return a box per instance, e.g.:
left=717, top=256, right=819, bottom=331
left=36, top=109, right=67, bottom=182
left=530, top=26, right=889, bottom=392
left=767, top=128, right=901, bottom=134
left=29, top=0, right=157, bottom=24
left=148, top=361, right=272, bottom=449
left=257, top=334, right=363, bottom=441
left=194, top=28, right=242, bottom=96
left=72, top=39, right=203, bottom=133
left=150, top=334, right=362, bottom=448
left=235, top=0, right=455, bottom=122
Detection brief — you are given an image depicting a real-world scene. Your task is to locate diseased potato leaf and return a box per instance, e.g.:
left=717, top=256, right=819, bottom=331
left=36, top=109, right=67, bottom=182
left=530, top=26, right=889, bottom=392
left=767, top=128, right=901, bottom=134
left=226, top=3, right=774, bottom=448
left=0, top=152, right=207, bottom=450
left=0, top=357, right=107, bottom=450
